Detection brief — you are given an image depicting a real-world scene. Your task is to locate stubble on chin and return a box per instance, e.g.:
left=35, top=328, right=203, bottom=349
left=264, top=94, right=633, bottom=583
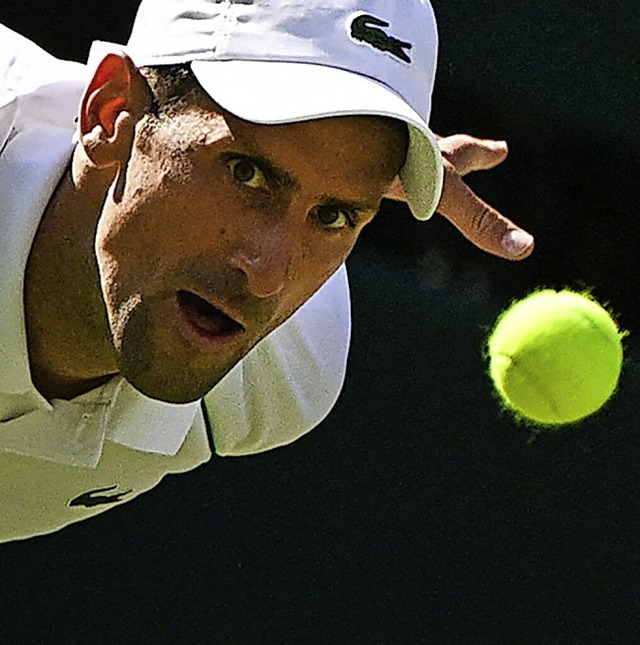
left=109, top=293, right=144, bottom=352
left=110, top=292, right=224, bottom=403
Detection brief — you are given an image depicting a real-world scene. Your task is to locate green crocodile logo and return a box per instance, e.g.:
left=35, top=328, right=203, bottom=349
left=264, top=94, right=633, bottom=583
left=69, top=485, right=133, bottom=508
left=351, top=14, right=413, bottom=64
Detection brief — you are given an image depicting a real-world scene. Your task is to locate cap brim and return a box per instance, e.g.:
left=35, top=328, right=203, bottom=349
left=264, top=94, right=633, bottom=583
left=191, top=60, right=443, bottom=220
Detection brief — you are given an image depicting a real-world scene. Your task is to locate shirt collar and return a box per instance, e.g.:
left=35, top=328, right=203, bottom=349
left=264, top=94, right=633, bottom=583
left=104, top=378, right=200, bottom=456
left=0, top=377, right=200, bottom=468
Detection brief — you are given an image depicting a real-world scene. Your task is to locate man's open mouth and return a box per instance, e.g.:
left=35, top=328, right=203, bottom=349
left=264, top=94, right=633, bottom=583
left=177, top=290, right=245, bottom=340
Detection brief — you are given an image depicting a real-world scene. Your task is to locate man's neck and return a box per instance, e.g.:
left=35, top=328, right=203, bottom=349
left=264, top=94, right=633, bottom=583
left=24, top=154, right=119, bottom=400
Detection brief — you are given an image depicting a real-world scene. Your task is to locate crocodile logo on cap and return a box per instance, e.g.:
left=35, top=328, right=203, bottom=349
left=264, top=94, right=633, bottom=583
left=350, top=14, right=413, bottom=64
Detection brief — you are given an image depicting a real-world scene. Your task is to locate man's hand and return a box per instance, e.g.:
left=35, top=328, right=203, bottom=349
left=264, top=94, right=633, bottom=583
left=386, top=133, right=534, bottom=261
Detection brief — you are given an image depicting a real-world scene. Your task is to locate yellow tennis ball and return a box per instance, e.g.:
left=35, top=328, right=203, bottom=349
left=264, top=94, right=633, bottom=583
left=487, top=289, right=624, bottom=426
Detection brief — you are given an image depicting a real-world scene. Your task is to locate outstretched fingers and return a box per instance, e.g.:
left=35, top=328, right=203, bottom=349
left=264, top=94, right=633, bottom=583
left=383, top=133, right=535, bottom=261
left=437, top=159, right=534, bottom=261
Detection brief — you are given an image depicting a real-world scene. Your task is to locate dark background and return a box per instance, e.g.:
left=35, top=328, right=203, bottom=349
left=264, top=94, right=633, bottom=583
left=1, top=2, right=639, bottom=643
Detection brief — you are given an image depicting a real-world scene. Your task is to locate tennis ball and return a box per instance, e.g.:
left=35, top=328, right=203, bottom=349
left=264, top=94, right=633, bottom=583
left=487, top=289, right=624, bottom=426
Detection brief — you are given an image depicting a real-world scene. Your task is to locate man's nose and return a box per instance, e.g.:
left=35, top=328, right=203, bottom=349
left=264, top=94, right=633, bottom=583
left=229, top=224, right=295, bottom=299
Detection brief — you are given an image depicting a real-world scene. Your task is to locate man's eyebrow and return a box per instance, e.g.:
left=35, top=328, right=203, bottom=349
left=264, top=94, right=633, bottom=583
left=241, top=150, right=299, bottom=191
left=231, top=139, right=380, bottom=211
left=316, top=194, right=380, bottom=213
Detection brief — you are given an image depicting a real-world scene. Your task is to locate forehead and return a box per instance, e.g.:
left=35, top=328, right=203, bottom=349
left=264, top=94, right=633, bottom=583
left=149, top=80, right=409, bottom=174
left=224, top=110, right=406, bottom=148
left=221, top=110, right=408, bottom=178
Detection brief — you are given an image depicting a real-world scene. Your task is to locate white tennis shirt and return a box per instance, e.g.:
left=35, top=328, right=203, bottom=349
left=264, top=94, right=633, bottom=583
left=0, top=25, right=350, bottom=542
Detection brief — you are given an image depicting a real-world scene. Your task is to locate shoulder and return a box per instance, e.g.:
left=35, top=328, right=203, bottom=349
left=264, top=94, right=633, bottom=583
left=0, top=23, right=88, bottom=141
left=0, top=24, right=86, bottom=95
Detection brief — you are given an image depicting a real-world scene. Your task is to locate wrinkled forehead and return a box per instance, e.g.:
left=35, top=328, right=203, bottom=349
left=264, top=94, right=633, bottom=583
left=209, top=105, right=409, bottom=170
left=151, top=87, right=408, bottom=162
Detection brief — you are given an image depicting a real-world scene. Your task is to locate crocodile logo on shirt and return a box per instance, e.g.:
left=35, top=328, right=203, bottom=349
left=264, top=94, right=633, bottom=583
left=68, top=485, right=133, bottom=508
left=350, top=14, right=413, bottom=64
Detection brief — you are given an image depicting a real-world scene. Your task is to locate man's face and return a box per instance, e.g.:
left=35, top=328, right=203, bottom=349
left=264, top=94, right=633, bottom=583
left=94, top=94, right=407, bottom=403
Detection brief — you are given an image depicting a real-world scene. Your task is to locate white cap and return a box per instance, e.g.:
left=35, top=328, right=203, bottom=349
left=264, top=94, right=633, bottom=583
left=125, top=0, right=443, bottom=220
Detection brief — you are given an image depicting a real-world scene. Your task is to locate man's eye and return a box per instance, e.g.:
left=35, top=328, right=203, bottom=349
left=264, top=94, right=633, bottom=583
left=314, top=206, right=354, bottom=230
left=228, top=157, right=268, bottom=189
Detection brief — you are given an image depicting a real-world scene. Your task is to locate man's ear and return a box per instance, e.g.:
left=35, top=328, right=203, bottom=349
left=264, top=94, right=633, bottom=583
left=78, top=52, right=152, bottom=168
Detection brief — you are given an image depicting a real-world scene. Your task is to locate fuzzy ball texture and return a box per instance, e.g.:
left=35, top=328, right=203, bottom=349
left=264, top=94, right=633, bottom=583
left=487, top=289, right=624, bottom=426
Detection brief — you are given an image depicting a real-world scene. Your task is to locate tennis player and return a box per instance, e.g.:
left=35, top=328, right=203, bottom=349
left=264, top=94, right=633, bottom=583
left=0, top=0, right=533, bottom=542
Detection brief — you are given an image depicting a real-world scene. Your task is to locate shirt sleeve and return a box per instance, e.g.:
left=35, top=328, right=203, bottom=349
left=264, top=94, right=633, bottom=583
left=0, top=92, right=16, bottom=154
left=202, top=264, right=351, bottom=456
left=0, top=24, right=86, bottom=133
left=0, top=25, right=19, bottom=152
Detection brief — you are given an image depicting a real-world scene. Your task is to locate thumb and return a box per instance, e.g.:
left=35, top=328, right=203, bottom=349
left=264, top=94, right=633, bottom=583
left=439, top=134, right=509, bottom=177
